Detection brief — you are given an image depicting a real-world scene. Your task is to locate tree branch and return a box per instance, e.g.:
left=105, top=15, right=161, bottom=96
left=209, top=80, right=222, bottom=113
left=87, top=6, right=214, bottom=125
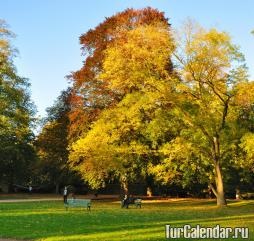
left=209, top=183, right=218, bottom=197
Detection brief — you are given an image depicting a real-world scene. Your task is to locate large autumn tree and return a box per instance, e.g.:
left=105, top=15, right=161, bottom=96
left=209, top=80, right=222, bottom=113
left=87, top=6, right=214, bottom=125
left=0, top=20, right=36, bottom=191
left=68, top=8, right=173, bottom=192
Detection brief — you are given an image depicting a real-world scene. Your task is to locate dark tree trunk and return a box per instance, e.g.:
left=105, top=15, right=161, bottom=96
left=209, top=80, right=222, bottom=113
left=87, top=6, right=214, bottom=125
left=55, top=183, right=60, bottom=194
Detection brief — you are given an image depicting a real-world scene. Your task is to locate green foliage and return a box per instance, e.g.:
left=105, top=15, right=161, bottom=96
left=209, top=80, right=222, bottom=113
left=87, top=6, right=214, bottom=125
left=239, top=133, right=254, bottom=171
left=0, top=20, right=36, bottom=187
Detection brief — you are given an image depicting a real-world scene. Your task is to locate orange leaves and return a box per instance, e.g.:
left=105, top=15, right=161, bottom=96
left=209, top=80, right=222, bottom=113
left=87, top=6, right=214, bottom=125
left=67, top=8, right=171, bottom=145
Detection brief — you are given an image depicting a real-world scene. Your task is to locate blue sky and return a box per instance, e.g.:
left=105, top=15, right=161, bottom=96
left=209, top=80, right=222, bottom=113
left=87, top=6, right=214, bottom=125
left=1, top=0, right=254, bottom=117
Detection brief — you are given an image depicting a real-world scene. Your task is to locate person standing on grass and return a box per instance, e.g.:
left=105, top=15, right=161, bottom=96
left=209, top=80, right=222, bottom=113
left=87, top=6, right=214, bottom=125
left=63, top=186, right=68, bottom=204
left=29, top=185, right=32, bottom=194
left=122, top=194, right=129, bottom=208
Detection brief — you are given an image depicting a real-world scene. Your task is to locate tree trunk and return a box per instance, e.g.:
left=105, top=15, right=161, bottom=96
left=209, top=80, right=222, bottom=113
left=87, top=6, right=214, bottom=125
left=0, top=183, right=9, bottom=193
left=55, top=183, right=60, bottom=194
left=120, top=176, right=129, bottom=195
left=212, top=136, right=227, bottom=206
left=215, top=161, right=227, bottom=206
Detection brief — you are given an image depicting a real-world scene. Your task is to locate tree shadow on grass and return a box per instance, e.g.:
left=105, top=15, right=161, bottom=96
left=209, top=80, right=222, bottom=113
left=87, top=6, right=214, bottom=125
left=0, top=200, right=253, bottom=240
left=0, top=210, right=253, bottom=240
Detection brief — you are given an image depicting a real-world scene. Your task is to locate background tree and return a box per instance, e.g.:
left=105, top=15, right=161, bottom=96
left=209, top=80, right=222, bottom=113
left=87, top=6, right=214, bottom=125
left=34, top=89, right=81, bottom=193
left=151, top=21, right=249, bottom=206
left=0, top=20, right=36, bottom=191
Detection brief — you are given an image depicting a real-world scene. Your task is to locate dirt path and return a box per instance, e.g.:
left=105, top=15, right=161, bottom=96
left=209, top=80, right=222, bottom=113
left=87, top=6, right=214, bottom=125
left=0, top=198, right=60, bottom=203
left=0, top=194, right=121, bottom=203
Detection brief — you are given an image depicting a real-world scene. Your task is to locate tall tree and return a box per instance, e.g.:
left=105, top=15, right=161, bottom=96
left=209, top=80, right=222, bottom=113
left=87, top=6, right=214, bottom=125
left=0, top=20, right=36, bottom=191
left=236, top=81, right=254, bottom=173
left=69, top=22, right=174, bottom=193
left=35, top=89, right=80, bottom=193
left=159, top=21, right=248, bottom=206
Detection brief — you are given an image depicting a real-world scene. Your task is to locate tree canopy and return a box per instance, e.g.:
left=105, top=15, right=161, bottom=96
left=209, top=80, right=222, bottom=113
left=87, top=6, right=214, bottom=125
left=69, top=10, right=174, bottom=191
left=68, top=8, right=170, bottom=142
left=67, top=11, right=254, bottom=206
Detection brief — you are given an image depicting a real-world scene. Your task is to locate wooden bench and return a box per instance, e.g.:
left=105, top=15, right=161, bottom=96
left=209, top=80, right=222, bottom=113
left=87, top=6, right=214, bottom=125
left=65, top=199, right=91, bottom=211
left=121, top=198, right=142, bottom=208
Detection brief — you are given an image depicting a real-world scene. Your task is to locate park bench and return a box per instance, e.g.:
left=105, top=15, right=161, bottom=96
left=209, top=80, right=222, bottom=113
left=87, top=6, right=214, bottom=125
left=65, top=199, right=91, bottom=211
left=121, top=198, right=142, bottom=208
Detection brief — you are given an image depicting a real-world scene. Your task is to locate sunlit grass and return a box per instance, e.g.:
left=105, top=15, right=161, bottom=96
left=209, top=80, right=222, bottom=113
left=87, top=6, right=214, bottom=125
left=0, top=199, right=253, bottom=240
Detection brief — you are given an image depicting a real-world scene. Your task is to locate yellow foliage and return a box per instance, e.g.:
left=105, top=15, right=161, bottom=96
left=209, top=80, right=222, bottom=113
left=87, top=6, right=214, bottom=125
left=100, top=24, right=174, bottom=94
left=234, top=81, right=254, bottom=108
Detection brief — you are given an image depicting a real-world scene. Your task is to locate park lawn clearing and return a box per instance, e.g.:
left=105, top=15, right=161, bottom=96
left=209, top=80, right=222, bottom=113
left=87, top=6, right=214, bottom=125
left=0, top=199, right=253, bottom=241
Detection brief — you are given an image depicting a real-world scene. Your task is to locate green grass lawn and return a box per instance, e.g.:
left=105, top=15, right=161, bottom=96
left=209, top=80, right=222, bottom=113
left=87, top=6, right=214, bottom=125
left=0, top=199, right=253, bottom=241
